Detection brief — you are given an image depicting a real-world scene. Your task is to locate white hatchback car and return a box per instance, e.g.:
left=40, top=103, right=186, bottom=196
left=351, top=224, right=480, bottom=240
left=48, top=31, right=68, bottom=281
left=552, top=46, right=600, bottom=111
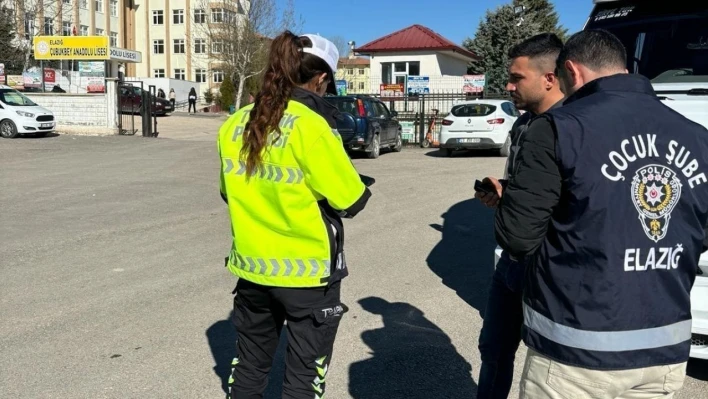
left=439, top=99, right=519, bottom=157
left=0, top=85, right=56, bottom=139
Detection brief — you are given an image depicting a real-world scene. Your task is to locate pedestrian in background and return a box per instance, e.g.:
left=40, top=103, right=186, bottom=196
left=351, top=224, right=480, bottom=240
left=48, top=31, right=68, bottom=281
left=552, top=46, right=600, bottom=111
left=217, top=30, right=372, bottom=399
left=169, top=88, right=176, bottom=109
left=474, top=32, right=565, bottom=399
left=188, top=87, right=197, bottom=113
left=495, top=29, right=708, bottom=398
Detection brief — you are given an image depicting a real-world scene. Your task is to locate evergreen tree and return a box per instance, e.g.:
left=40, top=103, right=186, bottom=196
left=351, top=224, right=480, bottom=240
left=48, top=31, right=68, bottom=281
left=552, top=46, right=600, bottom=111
left=517, top=0, right=568, bottom=41
left=463, top=0, right=567, bottom=94
left=0, top=8, right=25, bottom=75
left=463, top=4, right=540, bottom=94
left=219, top=74, right=236, bottom=111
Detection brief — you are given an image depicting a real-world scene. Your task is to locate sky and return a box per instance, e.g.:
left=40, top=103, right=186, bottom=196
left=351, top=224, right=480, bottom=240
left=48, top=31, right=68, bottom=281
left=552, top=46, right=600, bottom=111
left=289, top=0, right=594, bottom=51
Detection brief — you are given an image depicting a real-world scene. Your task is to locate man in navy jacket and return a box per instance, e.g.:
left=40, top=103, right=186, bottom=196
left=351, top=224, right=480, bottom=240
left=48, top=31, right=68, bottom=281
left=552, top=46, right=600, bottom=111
left=496, top=29, right=708, bottom=398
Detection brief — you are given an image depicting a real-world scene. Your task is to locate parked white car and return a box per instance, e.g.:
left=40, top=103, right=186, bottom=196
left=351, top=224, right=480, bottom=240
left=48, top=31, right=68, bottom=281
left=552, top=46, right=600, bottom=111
left=439, top=99, right=519, bottom=157
left=0, top=85, right=56, bottom=139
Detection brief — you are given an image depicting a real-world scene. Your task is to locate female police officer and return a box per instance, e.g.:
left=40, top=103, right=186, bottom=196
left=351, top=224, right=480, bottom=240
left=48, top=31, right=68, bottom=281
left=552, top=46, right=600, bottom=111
left=217, top=30, right=372, bottom=399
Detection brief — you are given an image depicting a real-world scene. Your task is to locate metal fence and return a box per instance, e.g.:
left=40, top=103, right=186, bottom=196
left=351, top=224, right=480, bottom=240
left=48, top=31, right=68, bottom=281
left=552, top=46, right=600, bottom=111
left=117, top=81, right=159, bottom=137
left=356, top=92, right=511, bottom=146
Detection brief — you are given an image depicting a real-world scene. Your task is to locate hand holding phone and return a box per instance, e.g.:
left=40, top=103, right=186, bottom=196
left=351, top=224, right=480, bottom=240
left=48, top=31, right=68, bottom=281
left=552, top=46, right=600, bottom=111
left=474, top=179, right=496, bottom=194
left=474, top=177, right=501, bottom=208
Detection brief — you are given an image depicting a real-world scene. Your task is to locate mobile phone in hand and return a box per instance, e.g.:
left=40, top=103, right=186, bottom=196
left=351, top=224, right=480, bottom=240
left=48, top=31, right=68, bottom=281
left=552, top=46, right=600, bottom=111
left=474, top=179, right=495, bottom=194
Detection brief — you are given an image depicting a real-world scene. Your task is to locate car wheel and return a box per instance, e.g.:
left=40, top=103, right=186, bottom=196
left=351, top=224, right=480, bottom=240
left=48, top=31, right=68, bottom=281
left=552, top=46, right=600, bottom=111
left=392, top=131, right=403, bottom=152
left=0, top=120, right=19, bottom=139
left=499, top=134, right=511, bottom=157
left=368, top=134, right=380, bottom=159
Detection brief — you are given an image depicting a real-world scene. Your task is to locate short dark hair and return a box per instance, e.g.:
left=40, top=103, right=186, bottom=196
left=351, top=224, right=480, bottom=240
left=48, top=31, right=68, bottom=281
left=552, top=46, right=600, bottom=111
left=557, top=29, right=627, bottom=72
left=508, top=33, right=564, bottom=73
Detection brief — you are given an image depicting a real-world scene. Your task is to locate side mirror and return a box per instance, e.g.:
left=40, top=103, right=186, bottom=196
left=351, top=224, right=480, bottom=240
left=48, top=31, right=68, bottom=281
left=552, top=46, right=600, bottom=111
left=390, top=111, right=398, bottom=118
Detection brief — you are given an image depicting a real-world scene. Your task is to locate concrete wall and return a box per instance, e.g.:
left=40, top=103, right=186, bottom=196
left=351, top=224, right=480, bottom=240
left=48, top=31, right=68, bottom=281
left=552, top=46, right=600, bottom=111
left=24, top=79, right=119, bottom=135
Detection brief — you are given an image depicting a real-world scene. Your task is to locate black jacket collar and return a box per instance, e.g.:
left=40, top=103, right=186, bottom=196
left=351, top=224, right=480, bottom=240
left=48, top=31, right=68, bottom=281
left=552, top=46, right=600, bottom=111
left=290, top=87, right=341, bottom=128
left=563, top=73, right=656, bottom=105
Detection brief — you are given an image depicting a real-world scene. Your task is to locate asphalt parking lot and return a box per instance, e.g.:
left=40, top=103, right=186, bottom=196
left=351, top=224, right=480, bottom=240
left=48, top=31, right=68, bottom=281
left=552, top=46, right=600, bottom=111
left=2, top=124, right=707, bottom=398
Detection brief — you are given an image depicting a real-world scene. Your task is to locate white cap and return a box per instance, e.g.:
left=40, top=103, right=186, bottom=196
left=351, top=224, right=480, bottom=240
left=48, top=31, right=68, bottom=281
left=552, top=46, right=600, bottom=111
left=301, top=33, right=339, bottom=80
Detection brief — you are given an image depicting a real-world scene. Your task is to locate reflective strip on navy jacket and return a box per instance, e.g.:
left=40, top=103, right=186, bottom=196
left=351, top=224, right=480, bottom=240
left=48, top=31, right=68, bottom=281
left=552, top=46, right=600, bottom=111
left=525, top=74, right=708, bottom=370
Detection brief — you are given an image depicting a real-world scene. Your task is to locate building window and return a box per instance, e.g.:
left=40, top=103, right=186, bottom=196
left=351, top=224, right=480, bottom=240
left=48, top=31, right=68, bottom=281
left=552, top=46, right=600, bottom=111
left=110, top=32, right=117, bottom=47
left=23, top=13, right=35, bottom=39
left=95, top=28, right=104, bottom=36
left=173, top=39, right=185, bottom=54
left=95, top=0, right=103, bottom=12
left=44, top=17, right=54, bottom=35
left=359, top=82, right=365, bottom=90
left=348, top=82, right=354, bottom=90
left=213, top=70, right=224, bottom=83
left=173, top=9, right=184, bottom=24
left=408, top=61, right=420, bottom=76
left=194, top=9, right=206, bottom=23
left=195, top=69, right=206, bottom=83
left=359, top=68, right=365, bottom=75
left=153, top=69, right=165, bottom=78
left=194, top=39, right=206, bottom=54
left=211, top=8, right=224, bottom=23
left=174, top=69, right=185, bottom=80
left=347, top=68, right=353, bottom=75
left=110, top=0, right=118, bottom=17
left=79, top=0, right=88, bottom=9
left=212, top=40, right=223, bottom=54
left=62, top=21, right=71, bottom=36
left=152, top=10, right=164, bottom=25
left=80, top=25, right=89, bottom=36
left=153, top=39, right=164, bottom=54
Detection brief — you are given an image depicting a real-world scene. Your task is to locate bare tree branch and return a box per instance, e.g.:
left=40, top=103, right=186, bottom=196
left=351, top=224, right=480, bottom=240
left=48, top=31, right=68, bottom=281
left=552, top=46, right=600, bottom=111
left=193, top=0, right=302, bottom=109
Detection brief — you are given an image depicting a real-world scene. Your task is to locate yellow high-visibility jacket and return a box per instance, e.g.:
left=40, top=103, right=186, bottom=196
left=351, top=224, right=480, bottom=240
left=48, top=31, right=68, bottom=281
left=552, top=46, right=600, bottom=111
left=218, top=96, right=370, bottom=288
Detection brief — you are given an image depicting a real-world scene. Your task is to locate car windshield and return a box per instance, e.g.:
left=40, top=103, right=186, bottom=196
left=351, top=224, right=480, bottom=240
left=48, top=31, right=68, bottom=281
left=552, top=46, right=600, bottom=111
left=325, top=98, right=359, bottom=115
left=585, top=2, right=708, bottom=83
left=0, top=89, right=37, bottom=106
left=451, top=103, right=496, bottom=117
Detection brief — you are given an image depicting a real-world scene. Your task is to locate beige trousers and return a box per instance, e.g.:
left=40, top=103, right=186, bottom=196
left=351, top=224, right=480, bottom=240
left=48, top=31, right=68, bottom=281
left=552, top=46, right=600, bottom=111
left=519, top=349, right=687, bottom=399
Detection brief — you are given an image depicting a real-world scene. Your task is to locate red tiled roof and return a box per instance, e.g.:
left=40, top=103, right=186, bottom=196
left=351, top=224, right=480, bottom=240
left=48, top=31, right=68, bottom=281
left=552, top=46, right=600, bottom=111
left=354, top=24, right=479, bottom=61
left=338, top=57, right=370, bottom=67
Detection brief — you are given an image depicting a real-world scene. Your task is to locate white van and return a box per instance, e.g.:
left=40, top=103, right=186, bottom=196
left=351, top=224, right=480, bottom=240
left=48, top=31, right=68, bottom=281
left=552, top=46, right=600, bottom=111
left=0, top=85, right=56, bottom=138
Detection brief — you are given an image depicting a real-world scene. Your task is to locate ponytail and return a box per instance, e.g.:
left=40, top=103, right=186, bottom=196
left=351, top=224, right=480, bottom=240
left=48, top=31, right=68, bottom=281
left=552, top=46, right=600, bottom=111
left=241, top=30, right=303, bottom=177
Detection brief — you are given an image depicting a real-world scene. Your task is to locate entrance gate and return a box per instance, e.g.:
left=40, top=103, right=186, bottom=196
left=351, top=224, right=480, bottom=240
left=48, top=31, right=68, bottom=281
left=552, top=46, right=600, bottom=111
left=117, top=81, right=159, bottom=137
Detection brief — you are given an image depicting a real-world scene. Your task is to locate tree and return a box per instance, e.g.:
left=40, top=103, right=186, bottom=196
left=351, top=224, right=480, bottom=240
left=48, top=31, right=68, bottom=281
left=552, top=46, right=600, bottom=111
left=0, top=7, right=25, bottom=74
left=3, top=0, right=74, bottom=72
left=517, top=0, right=568, bottom=41
left=463, top=0, right=566, bottom=94
left=195, top=0, right=302, bottom=110
left=219, top=73, right=236, bottom=110
left=329, top=35, right=350, bottom=58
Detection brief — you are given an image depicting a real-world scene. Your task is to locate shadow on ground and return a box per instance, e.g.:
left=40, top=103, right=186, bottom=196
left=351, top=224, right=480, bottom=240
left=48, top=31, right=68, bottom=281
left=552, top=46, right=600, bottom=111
left=349, top=297, right=477, bottom=398
left=688, top=358, right=708, bottom=381
left=18, top=132, right=60, bottom=139
left=427, top=198, right=497, bottom=318
left=206, top=312, right=286, bottom=398
left=424, top=148, right=501, bottom=158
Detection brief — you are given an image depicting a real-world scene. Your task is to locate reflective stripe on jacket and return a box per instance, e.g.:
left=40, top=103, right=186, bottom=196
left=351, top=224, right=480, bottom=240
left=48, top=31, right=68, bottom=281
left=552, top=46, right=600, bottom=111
left=218, top=98, right=369, bottom=288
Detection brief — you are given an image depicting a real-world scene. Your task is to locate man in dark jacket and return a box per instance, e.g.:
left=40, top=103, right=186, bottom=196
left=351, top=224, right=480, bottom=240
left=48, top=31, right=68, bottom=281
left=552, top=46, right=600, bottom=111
left=495, top=29, right=708, bottom=398
left=474, top=33, right=565, bottom=399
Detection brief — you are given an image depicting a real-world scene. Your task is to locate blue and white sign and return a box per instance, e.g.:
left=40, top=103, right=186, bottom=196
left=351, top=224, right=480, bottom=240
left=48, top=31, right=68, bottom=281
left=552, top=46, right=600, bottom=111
left=407, top=76, right=430, bottom=94
left=335, top=80, right=347, bottom=96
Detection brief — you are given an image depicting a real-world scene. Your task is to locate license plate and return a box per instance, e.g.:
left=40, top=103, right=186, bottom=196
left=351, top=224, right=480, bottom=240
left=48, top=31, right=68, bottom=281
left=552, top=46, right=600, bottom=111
left=40, top=123, right=53, bottom=128
left=459, top=138, right=481, bottom=143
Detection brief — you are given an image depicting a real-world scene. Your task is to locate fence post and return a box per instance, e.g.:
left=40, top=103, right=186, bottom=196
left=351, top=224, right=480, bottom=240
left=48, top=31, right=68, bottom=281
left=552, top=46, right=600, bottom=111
left=419, top=94, right=426, bottom=146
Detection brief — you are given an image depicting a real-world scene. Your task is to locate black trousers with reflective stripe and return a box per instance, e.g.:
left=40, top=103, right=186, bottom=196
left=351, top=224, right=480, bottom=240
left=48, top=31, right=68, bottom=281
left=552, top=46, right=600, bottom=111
left=228, top=278, right=344, bottom=399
